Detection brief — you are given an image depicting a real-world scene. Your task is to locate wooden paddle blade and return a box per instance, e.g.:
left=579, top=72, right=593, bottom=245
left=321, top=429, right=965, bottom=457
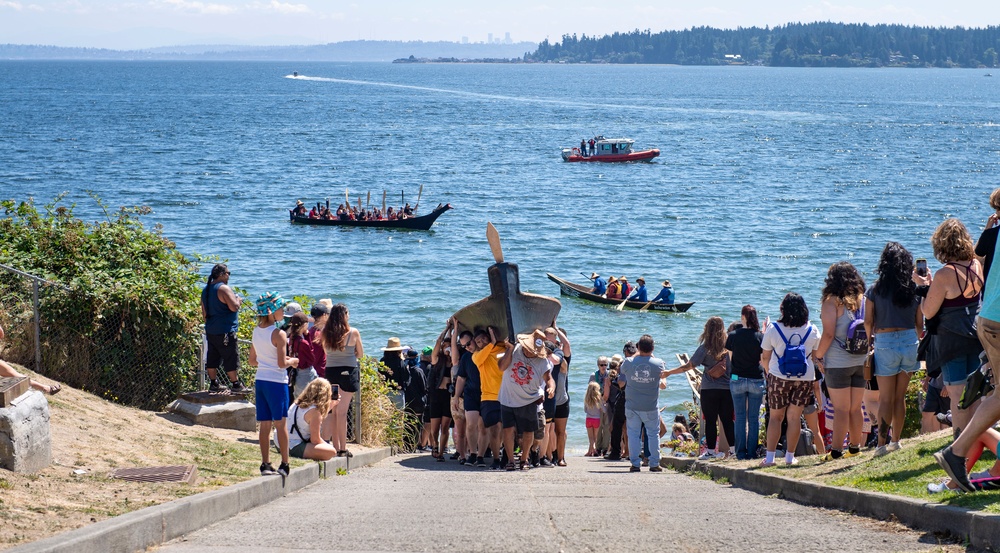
left=486, top=222, right=503, bottom=263
left=415, top=184, right=423, bottom=210
left=639, top=300, right=653, bottom=312
left=615, top=298, right=627, bottom=311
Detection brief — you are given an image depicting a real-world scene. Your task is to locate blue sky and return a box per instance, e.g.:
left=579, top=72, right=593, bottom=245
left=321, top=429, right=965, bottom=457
left=1, top=0, right=996, bottom=50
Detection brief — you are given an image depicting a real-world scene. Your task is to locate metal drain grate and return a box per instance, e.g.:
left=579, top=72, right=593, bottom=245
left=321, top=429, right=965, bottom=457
left=109, top=465, right=198, bottom=484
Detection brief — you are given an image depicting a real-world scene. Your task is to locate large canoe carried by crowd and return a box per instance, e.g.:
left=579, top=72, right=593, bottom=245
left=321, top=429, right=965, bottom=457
left=546, top=274, right=694, bottom=313
left=561, top=136, right=660, bottom=163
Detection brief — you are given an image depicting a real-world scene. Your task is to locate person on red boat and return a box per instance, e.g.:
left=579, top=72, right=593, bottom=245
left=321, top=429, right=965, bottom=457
left=588, top=137, right=596, bottom=155
left=580, top=138, right=587, bottom=157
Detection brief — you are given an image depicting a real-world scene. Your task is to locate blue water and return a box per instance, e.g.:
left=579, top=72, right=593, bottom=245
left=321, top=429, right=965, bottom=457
left=3, top=61, right=1000, bottom=451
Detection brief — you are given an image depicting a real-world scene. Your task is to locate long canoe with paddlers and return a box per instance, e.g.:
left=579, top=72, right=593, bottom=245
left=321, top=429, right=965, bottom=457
left=290, top=203, right=452, bottom=230
left=546, top=273, right=694, bottom=313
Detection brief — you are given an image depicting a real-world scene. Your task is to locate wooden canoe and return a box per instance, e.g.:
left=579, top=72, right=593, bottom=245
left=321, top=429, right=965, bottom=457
left=290, top=204, right=452, bottom=230
left=545, top=273, right=694, bottom=313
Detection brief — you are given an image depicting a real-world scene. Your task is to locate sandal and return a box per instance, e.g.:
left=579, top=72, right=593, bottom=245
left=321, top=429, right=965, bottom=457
left=505, top=462, right=516, bottom=471
left=557, top=459, right=567, bottom=467
left=47, top=384, right=61, bottom=395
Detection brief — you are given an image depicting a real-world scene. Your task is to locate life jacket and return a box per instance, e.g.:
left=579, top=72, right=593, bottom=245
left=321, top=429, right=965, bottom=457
left=607, top=281, right=621, bottom=299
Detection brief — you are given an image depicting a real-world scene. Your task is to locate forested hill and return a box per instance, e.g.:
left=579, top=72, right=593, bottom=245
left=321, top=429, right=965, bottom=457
left=524, top=23, right=1000, bottom=67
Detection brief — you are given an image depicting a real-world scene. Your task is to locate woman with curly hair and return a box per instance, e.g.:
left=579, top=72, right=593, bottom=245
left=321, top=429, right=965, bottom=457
left=320, top=303, right=364, bottom=458
left=671, top=316, right=734, bottom=460
left=915, top=219, right=984, bottom=436
left=287, top=377, right=339, bottom=461
left=815, top=262, right=868, bottom=461
left=761, top=293, right=820, bottom=467
left=864, top=242, right=922, bottom=456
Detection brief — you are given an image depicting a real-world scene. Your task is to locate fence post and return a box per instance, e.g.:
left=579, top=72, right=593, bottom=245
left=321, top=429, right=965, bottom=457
left=352, top=391, right=361, bottom=444
left=32, top=280, right=40, bottom=372
left=198, top=332, right=206, bottom=391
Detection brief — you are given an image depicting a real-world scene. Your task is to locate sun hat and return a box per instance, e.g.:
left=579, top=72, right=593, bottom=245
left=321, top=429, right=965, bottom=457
left=590, top=272, right=600, bottom=279
left=255, top=291, right=287, bottom=317
left=608, top=276, right=618, bottom=282
left=381, top=337, right=405, bottom=351
left=662, top=280, right=671, bottom=287
left=516, top=329, right=548, bottom=358
left=636, top=277, right=645, bottom=284
left=620, top=276, right=628, bottom=281
left=296, top=200, right=304, bottom=206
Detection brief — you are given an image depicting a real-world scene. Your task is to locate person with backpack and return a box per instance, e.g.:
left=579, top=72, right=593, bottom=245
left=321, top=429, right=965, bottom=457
left=864, top=242, right=923, bottom=457
left=814, top=262, right=869, bottom=462
left=760, top=293, right=820, bottom=467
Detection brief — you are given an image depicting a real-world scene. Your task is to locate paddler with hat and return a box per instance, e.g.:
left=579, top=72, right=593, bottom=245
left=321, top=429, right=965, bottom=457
left=606, top=275, right=621, bottom=299
left=627, top=277, right=648, bottom=302
left=291, top=199, right=306, bottom=217
left=651, top=279, right=676, bottom=305
left=588, top=272, right=608, bottom=296
left=497, top=328, right=556, bottom=471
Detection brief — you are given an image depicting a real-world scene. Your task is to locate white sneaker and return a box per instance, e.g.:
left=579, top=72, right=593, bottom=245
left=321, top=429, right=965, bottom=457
left=886, top=442, right=901, bottom=452
left=714, top=451, right=727, bottom=460
left=970, top=470, right=993, bottom=480
left=927, top=480, right=951, bottom=494
left=785, top=457, right=799, bottom=466
left=873, top=445, right=889, bottom=457
left=698, top=451, right=716, bottom=460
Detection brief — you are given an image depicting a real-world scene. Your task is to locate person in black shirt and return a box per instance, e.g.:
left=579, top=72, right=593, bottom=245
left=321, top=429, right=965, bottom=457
left=726, top=305, right=765, bottom=460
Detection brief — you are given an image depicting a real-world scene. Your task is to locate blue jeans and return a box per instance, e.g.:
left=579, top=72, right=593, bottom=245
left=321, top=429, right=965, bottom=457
left=730, top=377, right=765, bottom=460
left=626, top=408, right=661, bottom=468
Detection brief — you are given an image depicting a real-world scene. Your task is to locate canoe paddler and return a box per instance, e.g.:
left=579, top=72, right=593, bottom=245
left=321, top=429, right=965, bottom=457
left=651, top=280, right=676, bottom=304
left=606, top=276, right=621, bottom=299
left=589, top=272, right=607, bottom=296
left=627, top=277, right=648, bottom=302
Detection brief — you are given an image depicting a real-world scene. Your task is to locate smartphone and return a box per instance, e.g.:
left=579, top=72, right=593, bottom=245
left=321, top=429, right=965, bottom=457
left=330, top=384, right=340, bottom=401
left=916, top=258, right=928, bottom=277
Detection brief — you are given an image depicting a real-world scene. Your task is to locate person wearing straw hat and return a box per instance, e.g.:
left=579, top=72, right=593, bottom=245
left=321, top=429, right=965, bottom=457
left=381, top=337, right=407, bottom=408
left=497, top=329, right=555, bottom=471
left=291, top=200, right=306, bottom=217
left=619, top=277, right=632, bottom=299
left=606, top=276, right=621, bottom=300
left=588, top=272, right=608, bottom=296
left=248, top=291, right=299, bottom=477
left=651, top=280, right=676, bottom=305
left=627, top=277, right=648, bottom=302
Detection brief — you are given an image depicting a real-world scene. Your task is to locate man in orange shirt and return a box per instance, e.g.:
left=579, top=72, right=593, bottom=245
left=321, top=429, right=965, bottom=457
left=473, top=326, right=506, bottom=470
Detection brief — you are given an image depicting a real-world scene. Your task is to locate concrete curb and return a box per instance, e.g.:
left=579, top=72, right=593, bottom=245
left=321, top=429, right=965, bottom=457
left=661, top=456, right=1000, bottom=551
left=9, top=446, right=393, bottom=553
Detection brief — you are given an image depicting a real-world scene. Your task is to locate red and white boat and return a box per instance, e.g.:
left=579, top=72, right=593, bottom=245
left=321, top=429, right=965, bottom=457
left=561, top=136, right=659, bottom=162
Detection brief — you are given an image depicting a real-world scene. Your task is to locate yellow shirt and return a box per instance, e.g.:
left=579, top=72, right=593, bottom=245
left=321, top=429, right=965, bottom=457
left=473, top=343, right=505, bottom=401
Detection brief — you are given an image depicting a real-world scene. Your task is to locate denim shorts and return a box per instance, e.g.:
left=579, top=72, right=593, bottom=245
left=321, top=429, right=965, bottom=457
left=939, top=352, right=981, bottom=386
left=873, top=329, right=918, bottom=377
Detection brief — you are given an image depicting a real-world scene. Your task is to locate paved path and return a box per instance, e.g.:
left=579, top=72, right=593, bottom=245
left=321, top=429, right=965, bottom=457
left=158, top=454, right=960, bottom=553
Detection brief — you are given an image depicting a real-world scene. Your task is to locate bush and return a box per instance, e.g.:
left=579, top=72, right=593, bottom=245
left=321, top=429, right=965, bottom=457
left=0, top=196, right=203, bottom=409
left=357, top=356, right=417, bottom=451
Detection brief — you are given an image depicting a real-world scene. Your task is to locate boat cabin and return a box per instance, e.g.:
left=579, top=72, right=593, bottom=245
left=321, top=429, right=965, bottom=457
left=594, top=138, right=635, bottom=155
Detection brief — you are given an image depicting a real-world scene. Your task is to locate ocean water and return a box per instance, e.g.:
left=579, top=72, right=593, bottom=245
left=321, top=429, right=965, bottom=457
left=3, top=61, right=1000, bottom=452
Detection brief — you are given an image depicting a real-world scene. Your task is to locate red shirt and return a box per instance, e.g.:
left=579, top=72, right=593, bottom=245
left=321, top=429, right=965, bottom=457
left=306, top=326, right=326, bottom=377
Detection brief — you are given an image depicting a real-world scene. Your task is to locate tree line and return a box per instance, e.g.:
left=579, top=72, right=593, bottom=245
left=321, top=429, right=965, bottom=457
left=524, top=23, right=1000, bottom=68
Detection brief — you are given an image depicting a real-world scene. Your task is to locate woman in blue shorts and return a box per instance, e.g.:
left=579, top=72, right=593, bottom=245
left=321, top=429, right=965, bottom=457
left=249, top=291, right=299, bottom=477
left=864, top=243, right=921, bottom=456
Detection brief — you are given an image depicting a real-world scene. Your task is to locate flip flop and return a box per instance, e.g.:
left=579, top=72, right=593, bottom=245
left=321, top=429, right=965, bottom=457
left=48, top=384, right=61, bottom=395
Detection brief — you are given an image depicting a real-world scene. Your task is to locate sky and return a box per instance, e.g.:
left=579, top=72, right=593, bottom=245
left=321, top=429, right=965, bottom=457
left=1, top=0, right=998, bottom=50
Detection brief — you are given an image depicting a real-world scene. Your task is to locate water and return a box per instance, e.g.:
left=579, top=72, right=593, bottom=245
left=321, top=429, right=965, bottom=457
left=3, top=61, right=1000, bottom=452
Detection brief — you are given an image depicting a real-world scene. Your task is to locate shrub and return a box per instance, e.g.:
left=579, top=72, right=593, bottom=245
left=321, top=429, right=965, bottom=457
left=0, top=196, right=202, bottom=409
left=357, top=356, right=416, bottom=450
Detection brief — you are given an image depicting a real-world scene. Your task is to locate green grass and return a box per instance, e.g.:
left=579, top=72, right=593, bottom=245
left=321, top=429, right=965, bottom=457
left=180, top=436, right=309, bottom=483
left=821, top=436, right=1000, bottom=513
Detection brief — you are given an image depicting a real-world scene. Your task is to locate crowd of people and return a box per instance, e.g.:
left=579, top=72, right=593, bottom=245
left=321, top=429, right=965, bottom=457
left=291, top=200, right=435, bottom=222
left=212, top=188, right=1000, bottom=488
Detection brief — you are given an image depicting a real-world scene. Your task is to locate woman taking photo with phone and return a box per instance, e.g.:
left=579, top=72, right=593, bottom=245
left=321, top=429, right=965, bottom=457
left=915, top=219, right=984, bottom=436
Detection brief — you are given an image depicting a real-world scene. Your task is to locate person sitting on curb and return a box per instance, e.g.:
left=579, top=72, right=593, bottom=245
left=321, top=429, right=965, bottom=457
left=928, top=425, right=1000, bottom=493
left=287, top=377, right=339, bottom=461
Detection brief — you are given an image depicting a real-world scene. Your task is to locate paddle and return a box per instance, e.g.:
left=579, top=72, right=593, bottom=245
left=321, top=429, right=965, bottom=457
left=382, top=190, right=386, bottom=214
left=366, top=191, right=371, bottom=209
left=615, top=297, right=628, bottom=311
left=486, top=222, right=503, bottom=263
left=415, top=184, right=423, bottom=211
left=345, top=187, right=349, bottom=208
left=638, top=300, right=654, bottom=312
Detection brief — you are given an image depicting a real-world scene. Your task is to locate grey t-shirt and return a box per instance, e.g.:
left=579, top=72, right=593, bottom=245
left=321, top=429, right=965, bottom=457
left=865, top=286, right=919, bottom=331
left=689, top=344, right=730, bottom=391
left=498, top=344, right=553, bottom=408
left=554, top=354, right=571, bottom=405
left=617, top=355, right=665, bottom=411
left=825, top=305, right=868, bottom=369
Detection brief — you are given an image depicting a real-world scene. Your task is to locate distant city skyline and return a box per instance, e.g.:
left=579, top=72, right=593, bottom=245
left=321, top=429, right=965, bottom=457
left=0, top=0, right=997, bottom=51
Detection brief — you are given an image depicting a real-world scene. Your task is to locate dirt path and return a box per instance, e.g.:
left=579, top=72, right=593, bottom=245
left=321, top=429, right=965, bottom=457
left=0, top=367, right=374, bottom=550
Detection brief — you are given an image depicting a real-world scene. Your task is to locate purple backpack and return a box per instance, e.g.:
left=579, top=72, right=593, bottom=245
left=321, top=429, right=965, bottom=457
left=838, top=303, right=869, bottom=355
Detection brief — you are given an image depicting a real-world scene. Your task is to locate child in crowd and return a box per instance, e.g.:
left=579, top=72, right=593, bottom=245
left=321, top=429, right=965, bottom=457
left=583, top=381, right=602, bottom=456
left=287, top=377, right=339, bottom=461
left=248, top=291, right=299, bottom=477
left=286, top=312, right=316, bottom=401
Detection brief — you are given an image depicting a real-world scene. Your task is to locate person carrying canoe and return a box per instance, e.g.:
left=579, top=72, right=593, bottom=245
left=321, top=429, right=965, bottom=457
left=651, top=280, right=676, bottom=304
left=589, top=272, right=608, bottom=296
left=606, top=276, right=622, bottom=299
left=627, top=277, right=648, bottom=302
